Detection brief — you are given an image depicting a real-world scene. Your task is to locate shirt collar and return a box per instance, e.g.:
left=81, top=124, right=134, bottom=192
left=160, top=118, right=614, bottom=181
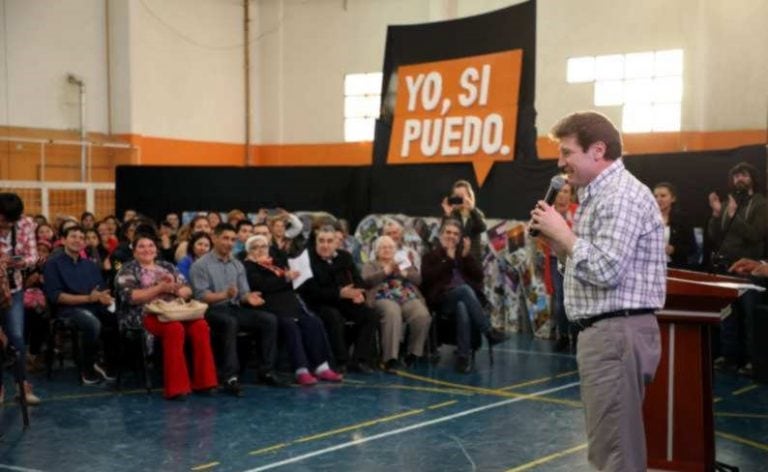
left=577, top=158, right=624, bottom=204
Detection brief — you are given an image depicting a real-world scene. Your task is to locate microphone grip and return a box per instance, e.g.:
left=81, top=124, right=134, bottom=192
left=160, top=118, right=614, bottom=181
left=528, top=186, right=559, bottom=237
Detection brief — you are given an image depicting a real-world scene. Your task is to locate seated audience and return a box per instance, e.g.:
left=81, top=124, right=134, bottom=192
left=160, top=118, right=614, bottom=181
left=189, top=223, right=280, bottom=396
left=35, top=223, right=56, bottom=244
left=207, top=212, right=222, bottom=229
left=43, top=225, right=119, bottom=384
left=268, top=210, right=304, bottom=257
left=362, top=235, right=430, bottom=371
left=157, top=221, right=177, bottom=262
left=177, top=232, right=212, bottom=281
left=243, top=235, right=342, bottom=385
left=80, top=211, right=96, bottom=230
left=175, top=215, right=212, bottom=262
left=234, top=220, right=254, bottom=256
left=421, top=219, right=504, bottom=373
left=165, top=212, right=181, bottom=235
left=115, top=234, right=217, bottom=400
left=298, top=224, right=380, bottom=374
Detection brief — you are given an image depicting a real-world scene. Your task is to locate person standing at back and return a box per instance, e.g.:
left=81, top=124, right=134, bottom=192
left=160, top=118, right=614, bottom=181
left=530, top=111, right=666, bottom=471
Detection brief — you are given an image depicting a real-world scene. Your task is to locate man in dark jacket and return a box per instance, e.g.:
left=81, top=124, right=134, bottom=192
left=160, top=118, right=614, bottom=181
left=421, top=219, right=504, bottom=373
left=298, top=225, right=380, bottom=374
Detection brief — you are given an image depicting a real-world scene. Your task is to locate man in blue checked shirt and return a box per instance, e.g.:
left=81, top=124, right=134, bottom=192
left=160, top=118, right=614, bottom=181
left=530, top=111, right=666, bottom=472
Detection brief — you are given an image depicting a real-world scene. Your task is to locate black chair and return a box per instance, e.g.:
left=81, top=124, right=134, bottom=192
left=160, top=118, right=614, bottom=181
left=427, top=306, right=494, bottom=368
left=45, top=316, right=82, bottom=384
left=115, top=324, right=153, bottom=394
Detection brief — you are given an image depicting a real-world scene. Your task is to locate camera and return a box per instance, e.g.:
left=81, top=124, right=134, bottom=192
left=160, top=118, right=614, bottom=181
left=447, top=196, right=464, bottom=205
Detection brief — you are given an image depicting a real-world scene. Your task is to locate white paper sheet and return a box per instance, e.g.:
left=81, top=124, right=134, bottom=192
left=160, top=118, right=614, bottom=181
left=288, top=249, right=314, bottom=289
left=395, top=249, right=412, bottom=271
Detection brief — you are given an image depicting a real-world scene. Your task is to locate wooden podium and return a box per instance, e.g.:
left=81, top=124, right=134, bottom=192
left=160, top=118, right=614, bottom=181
left=643, top=269, right=762, bottom=471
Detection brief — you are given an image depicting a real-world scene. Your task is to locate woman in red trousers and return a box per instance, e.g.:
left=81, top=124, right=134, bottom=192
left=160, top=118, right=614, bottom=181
left=115, top=233, right=217, bottom=399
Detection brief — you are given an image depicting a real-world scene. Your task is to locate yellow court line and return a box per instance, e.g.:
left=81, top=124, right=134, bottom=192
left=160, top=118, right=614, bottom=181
left=249, top=444, right=288, bottom=456
left=715, top=431, right=768, bottom=453
left=732, top=384, right=758, bottom=396
left=715, top=412, right=768, bottom=420
left=506, top=443, right=588, bottom=471
left=555, top=370, right=579, bottom=379
left=294, top=408, right=425, bottom=443
left=498, top=375, right=551, bottom=391
left=43, top=388, right=163, bottom=402
left=427, top=400, right=458, bottom=410
left=344, top=383, right=475, bottom=397
left=190, top=462, right=219, bottom=471
left=394, top=370, right=581, bottom=408
left=714, top=397, right=723, bottom=403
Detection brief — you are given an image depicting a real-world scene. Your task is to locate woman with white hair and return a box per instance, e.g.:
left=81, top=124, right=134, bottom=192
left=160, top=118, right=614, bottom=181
left=362, top=235, right=431, bottom=371
left=242, top=235, right=342, bottom=386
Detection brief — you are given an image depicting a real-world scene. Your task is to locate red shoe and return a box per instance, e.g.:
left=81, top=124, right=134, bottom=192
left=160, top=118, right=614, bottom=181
left=296, top=372, right=318, bottom=386
left=316, top=369, right=343, bottom=382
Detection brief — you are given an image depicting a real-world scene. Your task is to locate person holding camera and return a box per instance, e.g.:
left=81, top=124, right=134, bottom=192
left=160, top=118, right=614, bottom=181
left=441, top=180, right=487, bottom=262
left=0, top=193, right=41, bottom=405
left=421, top=219, right=505, bottom=374
left=707, top=162, right=766, bottom=375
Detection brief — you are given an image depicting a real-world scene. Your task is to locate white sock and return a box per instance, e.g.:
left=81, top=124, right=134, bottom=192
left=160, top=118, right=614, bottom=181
left=295, top=367, right=309, bottom=377
left=314, top=362, right=330, bottom=375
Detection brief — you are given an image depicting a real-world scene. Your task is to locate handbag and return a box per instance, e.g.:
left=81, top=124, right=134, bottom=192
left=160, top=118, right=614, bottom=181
left=145, top=298, right=208, bottom=323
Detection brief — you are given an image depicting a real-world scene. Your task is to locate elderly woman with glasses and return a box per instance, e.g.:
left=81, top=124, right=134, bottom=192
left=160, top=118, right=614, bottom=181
left=362, top=235, right=430, bottom=371
left=242, top=235, right=342, bottom=386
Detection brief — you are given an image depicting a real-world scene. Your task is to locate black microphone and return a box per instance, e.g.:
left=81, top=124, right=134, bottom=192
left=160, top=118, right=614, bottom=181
left=529, top=174, right=567, bottom=237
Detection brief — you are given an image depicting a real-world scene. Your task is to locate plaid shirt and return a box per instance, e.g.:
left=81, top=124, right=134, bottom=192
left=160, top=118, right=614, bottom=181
left=564, top=159, right=666, bottom=319
left=0, top=216, right=38, bottom=293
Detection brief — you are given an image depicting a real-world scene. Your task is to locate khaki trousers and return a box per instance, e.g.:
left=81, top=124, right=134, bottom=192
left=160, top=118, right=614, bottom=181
left=374, top=298, right=431, bottom=361
left=576, top=314, right=661, bottom=472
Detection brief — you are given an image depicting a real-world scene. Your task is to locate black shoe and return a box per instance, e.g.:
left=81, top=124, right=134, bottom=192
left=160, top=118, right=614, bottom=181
left=348, top=361, right=374, bottom=375
left=258, top=373, right=289, bottom=388
left=454, top=356, right=472, bottom=374
left=81, top=370, right=104, bottom=386
left=403, top=354, right=419, bottom=368
left=554, top=336, right=570, bottom=353
left=485, top=328, right=507, bottom=346
left=383, top=359, right=402, bottom=373
left=223, top=377, right=244, bottom=397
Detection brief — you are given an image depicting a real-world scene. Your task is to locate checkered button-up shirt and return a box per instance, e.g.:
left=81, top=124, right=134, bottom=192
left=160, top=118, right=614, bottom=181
left=564, top=159, right=666, bottom=320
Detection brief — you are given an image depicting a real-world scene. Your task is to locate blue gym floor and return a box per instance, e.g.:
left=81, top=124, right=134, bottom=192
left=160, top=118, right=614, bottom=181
left=1, top=335, right=766, bottom=472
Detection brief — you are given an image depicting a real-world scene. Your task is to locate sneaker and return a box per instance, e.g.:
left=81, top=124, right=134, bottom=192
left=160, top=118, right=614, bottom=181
left=258, top=373, right=290, bottom=388
left=383, top=358, right=402, bottom=373
left=454, top=355, right=472, bottom=374
left=93, top=362, right=116, bottom=382
left=296, top=372, right=318, bottom=386
left=737, top=363, right=753, bottom=377
left=15, top=381, right=41, bottom=406
left=315, top=369, right=343, bottom=383
left=223, top=377, right=243, bottom=397
left=81, top=370, right=103, bottom=386
left=403, top=354, right=419, bottom=368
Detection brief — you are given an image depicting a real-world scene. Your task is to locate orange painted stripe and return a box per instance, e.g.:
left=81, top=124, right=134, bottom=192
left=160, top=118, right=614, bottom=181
left=2, top=127, right=764, bottom=169
left=118, top=134, right=247, bottom=166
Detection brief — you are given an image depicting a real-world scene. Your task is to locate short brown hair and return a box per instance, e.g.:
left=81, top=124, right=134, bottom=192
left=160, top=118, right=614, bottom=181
left=549, top=111, right=623, bottom=160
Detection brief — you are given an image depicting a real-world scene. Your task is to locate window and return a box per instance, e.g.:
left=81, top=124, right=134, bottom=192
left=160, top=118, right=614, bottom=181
left=566, top=49, right=683, bottom=132
left=344, top=72, right=383, bottom=142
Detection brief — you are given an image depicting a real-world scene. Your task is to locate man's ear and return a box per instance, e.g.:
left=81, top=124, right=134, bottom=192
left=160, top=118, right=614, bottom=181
left=590, top=141, right=607, bottom=161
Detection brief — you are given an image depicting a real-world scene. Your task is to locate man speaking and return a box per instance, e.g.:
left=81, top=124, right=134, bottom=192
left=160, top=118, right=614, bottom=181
left=530, top=111, right=666, bottom=471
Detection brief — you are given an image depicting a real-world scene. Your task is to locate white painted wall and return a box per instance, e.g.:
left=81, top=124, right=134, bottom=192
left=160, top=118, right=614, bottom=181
left=255, top=0, right=768, bottom=143
left=0, top=0, right=108, bottom=132
left=0, top=0, right=765, bottom=144
left=127, top=0, right=244, bottom=142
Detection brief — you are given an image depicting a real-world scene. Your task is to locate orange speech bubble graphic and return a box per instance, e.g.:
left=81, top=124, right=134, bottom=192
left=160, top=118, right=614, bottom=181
left=387, top=50, right=522, bottom=186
